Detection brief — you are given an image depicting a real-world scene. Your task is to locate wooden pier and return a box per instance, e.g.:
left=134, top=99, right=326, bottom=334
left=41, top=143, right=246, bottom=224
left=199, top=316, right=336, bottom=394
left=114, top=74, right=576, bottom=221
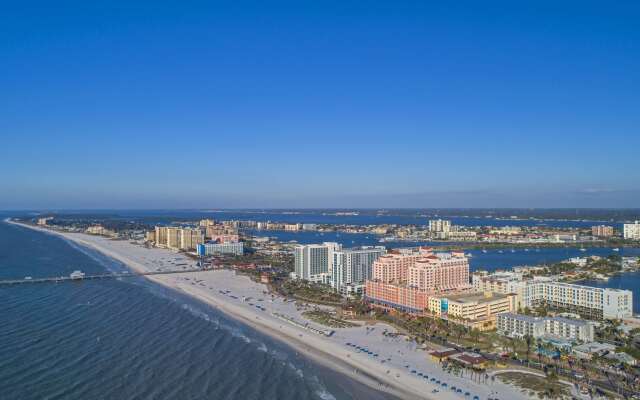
left=0, top=268, right=205, bottom=286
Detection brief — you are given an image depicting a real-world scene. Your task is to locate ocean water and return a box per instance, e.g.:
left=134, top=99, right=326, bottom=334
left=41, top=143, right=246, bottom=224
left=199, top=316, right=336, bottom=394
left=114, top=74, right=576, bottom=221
left=0, top=219, right=396, bottom=400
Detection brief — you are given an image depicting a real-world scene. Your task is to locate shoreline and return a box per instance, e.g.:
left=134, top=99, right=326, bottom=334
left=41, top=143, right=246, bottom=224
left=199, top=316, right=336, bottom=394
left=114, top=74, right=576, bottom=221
left=7, top=219, right=532, bottom=400
left=6, top=220, right=421, bottom=400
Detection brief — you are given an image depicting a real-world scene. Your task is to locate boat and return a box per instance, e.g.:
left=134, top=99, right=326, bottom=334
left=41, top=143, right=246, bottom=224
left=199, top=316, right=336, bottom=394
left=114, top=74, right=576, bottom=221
left=612, top=248, right=620, bottom=252
left=498, top=250, right=504, bottom=254
left=510, top=249, right=516, bottom=253
left=465, top=253, right=473, bottom=258
left=579, top=248, right=586, bottom=252
left=524, top=248, right=530, bottom=252
left=69, top=270, right=85, bottom=280
left=481, top=249, right=487, bottom=253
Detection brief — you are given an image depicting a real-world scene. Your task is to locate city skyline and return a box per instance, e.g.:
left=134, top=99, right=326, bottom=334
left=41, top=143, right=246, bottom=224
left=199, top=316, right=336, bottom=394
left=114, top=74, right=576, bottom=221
left=2, top=1, right=639, bottom=209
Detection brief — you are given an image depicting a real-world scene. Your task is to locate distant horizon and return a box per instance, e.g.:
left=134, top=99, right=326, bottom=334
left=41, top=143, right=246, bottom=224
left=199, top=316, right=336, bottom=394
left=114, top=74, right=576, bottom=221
left=4, top=207, right=640, bottom=211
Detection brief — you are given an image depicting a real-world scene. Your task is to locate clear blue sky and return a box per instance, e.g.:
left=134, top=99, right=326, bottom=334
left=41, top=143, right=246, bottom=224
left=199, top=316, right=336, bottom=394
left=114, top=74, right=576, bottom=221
left=1, top=1, right=639, bottom=209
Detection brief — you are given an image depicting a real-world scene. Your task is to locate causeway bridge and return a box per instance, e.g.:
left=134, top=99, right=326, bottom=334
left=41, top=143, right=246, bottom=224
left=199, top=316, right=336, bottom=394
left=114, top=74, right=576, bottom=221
left=0, top=268, right=205, bottom=286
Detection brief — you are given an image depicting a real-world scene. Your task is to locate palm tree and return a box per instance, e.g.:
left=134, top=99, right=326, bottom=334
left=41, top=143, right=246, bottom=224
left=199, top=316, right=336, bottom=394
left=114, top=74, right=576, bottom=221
left=470, top=328, right=481, bottom=347
left=524, top=334, right=532, bottom=365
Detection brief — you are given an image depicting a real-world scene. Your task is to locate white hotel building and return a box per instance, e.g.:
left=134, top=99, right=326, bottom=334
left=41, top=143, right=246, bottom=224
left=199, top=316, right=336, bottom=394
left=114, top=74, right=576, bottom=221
left=496, top=313, right=595, bottom=342
left=524, top=280, right=633, bottom=320
left=331, top=247, right=386, bottom=296
left=293, top=242, right=341, bottom=283
left=623, top=221, right=640, bottom=240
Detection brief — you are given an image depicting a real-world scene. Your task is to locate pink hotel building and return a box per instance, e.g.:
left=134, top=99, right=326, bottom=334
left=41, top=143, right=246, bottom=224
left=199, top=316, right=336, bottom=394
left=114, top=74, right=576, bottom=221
left=365, top=248, right=471, bottom=314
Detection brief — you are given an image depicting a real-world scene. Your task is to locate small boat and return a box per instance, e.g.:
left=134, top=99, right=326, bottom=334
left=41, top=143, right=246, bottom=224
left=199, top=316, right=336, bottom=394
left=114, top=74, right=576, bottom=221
left=465, top=253, right=473, bottom=258
left=481, top=249, right=487, bottom=253
left=510, top=249, right=516, bottom=253
left=612, top=248, right=620, bottom=252
left=524, top=248, right=530, bottom=252
left=498, top=250, right=504, bottom=254
left=70, top=270, right=85, bottom=280
left=579, top=248, right=586, bottom=252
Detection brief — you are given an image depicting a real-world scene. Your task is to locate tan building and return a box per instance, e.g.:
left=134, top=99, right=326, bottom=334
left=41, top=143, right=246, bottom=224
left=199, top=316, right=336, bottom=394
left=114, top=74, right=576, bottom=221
left=37, top=217, right=52, bottom=226
left=154, top=226, right=204, bottom=251
left=204, top=223, right=237, bottom=239
left=155, top=226, right=168, bottom=247
left=86, top=225, right=116, bottom=237
left=179, top=228, right=204, bottom=250
left=472, top=271, right=527, bottom=310
left=429, top=292, right=517, bottom=331
left=408, top=251, right=470, bottom=292
left=592, top=225, right=614, bottom=237
left=145, top=230, right=156, bottom=242
left=371, top=252, right=420, bottom=284
left=166, top=227, right=181, bottom=249
left=199, top=219, right=216, bottom=227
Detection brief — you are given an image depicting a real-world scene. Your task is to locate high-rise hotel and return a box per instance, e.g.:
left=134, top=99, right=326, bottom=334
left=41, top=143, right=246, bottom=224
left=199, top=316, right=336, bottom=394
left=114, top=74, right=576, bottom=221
left=293, top=242, right=342, bottom=283
left=293, top=243, right=385, bottom=294
left=365, top=248, right=471, bottom=314
left=331, top=246, right=386, bottom=295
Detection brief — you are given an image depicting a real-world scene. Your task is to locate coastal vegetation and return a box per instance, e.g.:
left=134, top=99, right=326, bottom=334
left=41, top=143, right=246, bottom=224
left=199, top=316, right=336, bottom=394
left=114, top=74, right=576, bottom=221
left=276, top=280, right=343, bottom=305
left=497, top=371, right=570, bottom=399
left=301, top=310, right=357, bottom=328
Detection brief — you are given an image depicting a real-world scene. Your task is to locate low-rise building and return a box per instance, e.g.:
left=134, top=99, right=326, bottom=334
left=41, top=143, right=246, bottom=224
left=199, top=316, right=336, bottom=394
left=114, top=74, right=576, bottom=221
left=197, top=241, right=244, bottom=256
left=430, top=292, right=517, bottom=331
left=496, top=313, right=595, bottom=342
left=86, top=225, right=116, bottom=237
left=472, top=271, right=527, bottom=310
left=573, top=342, right=616, bottom=360
left=524, top=281, right=633, bottom=320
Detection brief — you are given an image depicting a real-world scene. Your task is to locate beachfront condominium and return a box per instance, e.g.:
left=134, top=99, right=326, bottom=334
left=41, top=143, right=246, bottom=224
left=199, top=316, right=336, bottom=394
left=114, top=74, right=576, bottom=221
left=524, top=280, right=633, bottom=320
left=166, top=227, right=181, bottom=249
left=428, top=219, right=451, bottom=233
left=155, top=226, right=168, bottom=246
left=293, top=242, right=342, bottom=283
left=153, top=226, right=204, bottom=251
left=591, top=225, right=614, bottom=237
left=330, top=246, right=386, bottom=296
left=623, top=221, right=640, bottom=240
left=180, top=228, right=205, bottom=250
left=496, top=313, right=595, bottom=342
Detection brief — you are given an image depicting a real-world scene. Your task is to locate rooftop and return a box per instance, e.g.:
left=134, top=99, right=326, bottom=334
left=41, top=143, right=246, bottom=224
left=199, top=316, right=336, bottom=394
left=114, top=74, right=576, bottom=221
left=446, top=292, right=511, bottom=304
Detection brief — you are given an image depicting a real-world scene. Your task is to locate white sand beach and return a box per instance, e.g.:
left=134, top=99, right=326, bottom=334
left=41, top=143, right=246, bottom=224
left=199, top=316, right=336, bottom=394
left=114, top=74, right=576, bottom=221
left=9, top=220, right=543, bottom=400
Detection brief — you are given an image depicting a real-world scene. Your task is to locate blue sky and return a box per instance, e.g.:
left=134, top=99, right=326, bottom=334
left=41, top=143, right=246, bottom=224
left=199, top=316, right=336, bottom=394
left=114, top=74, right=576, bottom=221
left=1, top=1, right=639, bottom=209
